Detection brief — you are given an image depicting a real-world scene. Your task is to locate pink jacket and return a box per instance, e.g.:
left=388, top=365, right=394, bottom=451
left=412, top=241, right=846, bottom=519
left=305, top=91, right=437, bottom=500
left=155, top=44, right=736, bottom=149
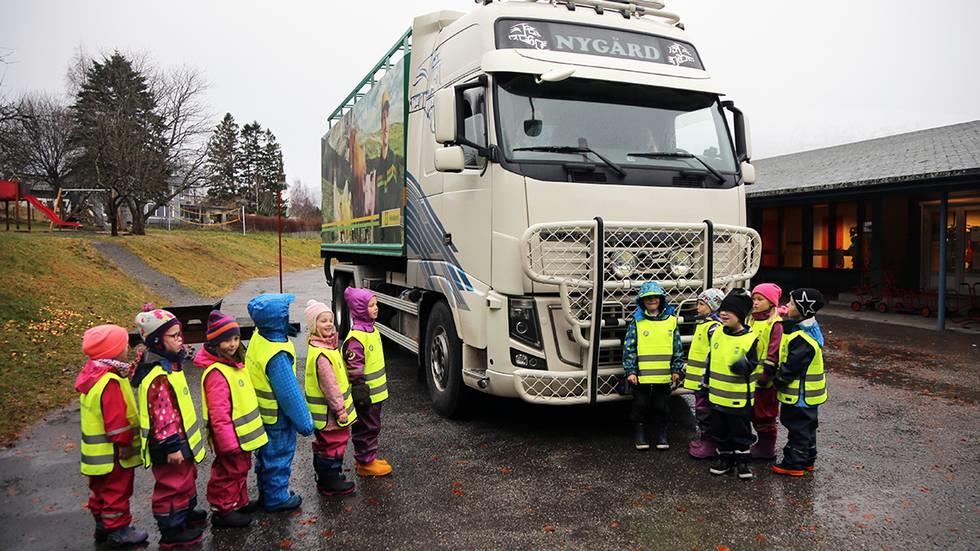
left=194, top=347, right=242, bottom=454
left=342, top=287, right=376, bottom=381
left=310, top=335, right=347, bottom=431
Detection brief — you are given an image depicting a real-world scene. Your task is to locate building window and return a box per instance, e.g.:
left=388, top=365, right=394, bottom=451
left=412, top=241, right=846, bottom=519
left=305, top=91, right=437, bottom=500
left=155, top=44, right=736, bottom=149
left=812, top=204, right=829, bottom=268
left=834, top=202, right=858, bottom=269
left=967, top=208, right=980, bottom=275
left=782, top=206, right=803, bottom=268
left=761, top=207, right=779, bottom=267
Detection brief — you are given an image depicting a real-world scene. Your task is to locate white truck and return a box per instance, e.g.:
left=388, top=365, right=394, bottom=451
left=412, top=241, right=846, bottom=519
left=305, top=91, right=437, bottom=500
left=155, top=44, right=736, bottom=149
left=321, top=0, right=761, bottom=417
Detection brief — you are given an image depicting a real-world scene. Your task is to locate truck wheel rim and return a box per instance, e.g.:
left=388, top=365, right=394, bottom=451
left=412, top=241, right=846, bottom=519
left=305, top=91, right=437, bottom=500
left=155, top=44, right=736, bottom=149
left=430, top=327, right=450, bottom=392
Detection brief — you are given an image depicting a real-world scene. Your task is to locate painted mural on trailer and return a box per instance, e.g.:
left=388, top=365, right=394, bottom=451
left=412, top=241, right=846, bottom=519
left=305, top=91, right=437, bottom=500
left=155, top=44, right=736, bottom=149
left=321, top=57, right=406, bottom=248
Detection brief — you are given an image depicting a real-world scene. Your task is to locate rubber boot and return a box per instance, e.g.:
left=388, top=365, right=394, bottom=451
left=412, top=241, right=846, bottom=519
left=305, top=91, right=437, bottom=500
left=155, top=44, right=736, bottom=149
left=806, top=447, right=817, bottom=472
left=687, top=436, right=716, bottom=459
left=264, top=491, right=302, bottom=513
left=654, top=430, right=669, bottom=450
left=750, top=431, right=777, bottom=460
left=632, top=423, right=650, bottom=451
left=315, top=454, right=355, bottom=496
left=236, top=500, right=260, bottom=514
left=106, top=525, right=149, bottom=548
left=356, top=459, right=393, bottom=477
left=211, top=509, right=253, bottom=528
left=773, top=446, right=808, bottom=477
left=94, top=517, right=107, bottom=543
left=187, top=508, right=208, bottom=526
left=735, top=450, right=754, bottom=480
left=158, top=524, right=204, bottom=549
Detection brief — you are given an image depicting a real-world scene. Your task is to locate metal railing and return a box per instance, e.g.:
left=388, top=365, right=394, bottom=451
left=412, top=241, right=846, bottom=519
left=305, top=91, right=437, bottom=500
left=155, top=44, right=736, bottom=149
left=515, top=218, right=761, bottom=404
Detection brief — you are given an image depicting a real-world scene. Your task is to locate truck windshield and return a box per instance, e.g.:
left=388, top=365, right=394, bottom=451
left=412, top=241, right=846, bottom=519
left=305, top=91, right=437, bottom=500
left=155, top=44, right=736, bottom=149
left=495, top=73, right=738, bottom=180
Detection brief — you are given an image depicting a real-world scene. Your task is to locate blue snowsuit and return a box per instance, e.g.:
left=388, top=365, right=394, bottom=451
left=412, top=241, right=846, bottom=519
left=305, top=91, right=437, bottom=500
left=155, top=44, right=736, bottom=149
left=247, top=294, right=314, bottom=509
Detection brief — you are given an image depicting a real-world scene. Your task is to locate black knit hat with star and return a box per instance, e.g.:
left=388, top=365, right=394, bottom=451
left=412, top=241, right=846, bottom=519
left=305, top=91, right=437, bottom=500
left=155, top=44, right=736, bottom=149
left=789, top=288, right=825, bottom=318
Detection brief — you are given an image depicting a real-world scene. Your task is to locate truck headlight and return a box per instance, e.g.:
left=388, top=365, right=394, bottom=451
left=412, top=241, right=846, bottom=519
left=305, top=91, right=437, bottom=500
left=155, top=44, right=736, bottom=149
left=670, top=251, right=693, bottom=277
left=508, top=296, right=542, bottom=349
left=610, top=251, right=635, bottom=279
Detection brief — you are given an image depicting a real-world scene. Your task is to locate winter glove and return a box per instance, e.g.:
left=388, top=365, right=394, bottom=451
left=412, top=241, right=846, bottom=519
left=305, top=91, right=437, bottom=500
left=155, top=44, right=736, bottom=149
left=729, top=355, right=754, bottom=377
left=351, top=382, right=372, bottom=409
left=773, top=375, right=793, bottom=390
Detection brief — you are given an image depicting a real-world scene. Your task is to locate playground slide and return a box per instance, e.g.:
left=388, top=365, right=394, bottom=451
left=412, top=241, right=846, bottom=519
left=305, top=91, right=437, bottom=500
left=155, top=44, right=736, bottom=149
left=24, top=194, right=81, bottom=228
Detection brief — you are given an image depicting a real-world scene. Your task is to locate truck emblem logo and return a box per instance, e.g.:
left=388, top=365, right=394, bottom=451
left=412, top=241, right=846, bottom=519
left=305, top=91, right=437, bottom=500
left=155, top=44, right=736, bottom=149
left=666, top=42, right=696, bottom=66
left=508, top=23, right=547, bottom=50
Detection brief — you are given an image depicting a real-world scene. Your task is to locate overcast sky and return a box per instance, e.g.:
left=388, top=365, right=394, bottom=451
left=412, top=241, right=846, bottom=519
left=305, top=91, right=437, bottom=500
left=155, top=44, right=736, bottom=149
left=3, top=0, right=979, bottom=201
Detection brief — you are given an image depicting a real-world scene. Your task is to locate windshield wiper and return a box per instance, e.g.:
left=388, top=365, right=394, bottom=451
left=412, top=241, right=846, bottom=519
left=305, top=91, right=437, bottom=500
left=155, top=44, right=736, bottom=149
left=627, top=151, right=726, bottom=184
left=513, top=146, right=626, bottom=177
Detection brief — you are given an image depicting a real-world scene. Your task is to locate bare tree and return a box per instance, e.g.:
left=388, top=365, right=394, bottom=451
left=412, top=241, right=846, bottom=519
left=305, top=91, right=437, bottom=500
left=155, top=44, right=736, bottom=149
left=0, top=93, right=81, bottom=213
left=287, top=178, right=321, bottom=219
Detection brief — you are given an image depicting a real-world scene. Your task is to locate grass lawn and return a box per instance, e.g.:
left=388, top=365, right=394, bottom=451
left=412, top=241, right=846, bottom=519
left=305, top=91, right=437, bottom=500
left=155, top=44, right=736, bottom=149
left=0, top=232, right=164, bottom=444
left=106, top=229, right=321, bottom=297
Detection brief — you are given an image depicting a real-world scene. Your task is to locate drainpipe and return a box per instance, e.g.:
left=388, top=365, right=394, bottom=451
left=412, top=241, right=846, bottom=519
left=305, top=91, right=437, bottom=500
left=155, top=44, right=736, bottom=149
left=937, top=192, right=947, bottom=332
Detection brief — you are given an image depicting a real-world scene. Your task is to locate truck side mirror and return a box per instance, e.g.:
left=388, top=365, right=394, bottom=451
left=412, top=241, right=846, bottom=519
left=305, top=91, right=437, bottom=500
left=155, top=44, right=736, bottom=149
left=740, top=161, right=756, bottom=185
left=434, top=88, right=456, bottom=144
left=434, top=145, right=465, bottom=173
left=721, top=101, right=752, bottom=162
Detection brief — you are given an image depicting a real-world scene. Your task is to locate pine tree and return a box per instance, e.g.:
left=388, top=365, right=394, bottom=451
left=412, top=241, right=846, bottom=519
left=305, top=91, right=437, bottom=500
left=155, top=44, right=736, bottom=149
left=257, top=128, right=286, bottom=216
left=237, top=121, right=263, bottom=213
left=205, top=113, right=240, bottom=203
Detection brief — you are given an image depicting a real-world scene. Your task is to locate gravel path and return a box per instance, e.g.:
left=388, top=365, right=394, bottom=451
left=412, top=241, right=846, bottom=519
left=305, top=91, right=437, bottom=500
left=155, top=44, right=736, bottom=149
left=90, top=239, right=206, bottom=305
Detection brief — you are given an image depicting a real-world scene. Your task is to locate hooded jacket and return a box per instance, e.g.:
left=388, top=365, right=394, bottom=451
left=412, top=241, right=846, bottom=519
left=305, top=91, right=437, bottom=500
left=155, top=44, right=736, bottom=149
left=341, top=287, right=377, bottom=380
left=622, top=282, right=684, bottom=379
left=775, top=316, right=825, bottom=409
left=247, top=294, right=314, bottom=435
left=75, top=359, right=135, bottom=447
left=194, top=346, right=246, bottom=454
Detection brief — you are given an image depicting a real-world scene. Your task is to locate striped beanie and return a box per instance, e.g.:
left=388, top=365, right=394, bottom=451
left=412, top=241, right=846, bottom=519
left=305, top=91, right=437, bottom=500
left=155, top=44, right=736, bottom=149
left=206, top=310, right=240, bottom=345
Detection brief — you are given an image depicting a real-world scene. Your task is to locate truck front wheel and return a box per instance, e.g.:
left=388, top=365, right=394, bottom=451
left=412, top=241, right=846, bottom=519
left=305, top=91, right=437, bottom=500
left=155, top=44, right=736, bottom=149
left=331, top=272, right=352, bottom=340
left=424, top=301, right=467, bottom=418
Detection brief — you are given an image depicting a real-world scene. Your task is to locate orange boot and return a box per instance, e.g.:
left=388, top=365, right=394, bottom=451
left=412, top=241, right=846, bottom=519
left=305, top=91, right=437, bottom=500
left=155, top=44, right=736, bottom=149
left=356, top=459, right=393, bottom=477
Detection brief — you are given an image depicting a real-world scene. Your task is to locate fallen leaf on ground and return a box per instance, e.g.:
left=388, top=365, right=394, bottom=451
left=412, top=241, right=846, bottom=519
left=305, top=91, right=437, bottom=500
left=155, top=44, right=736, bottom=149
left=610, top=520, right=620, bottom=529
left=755, top=533, right=768, bottom=543
left=322, top=529, right=336, bottom=539
left=543, top=524, right=556, bottom=533
left=279, top=539, right=293, bottom=549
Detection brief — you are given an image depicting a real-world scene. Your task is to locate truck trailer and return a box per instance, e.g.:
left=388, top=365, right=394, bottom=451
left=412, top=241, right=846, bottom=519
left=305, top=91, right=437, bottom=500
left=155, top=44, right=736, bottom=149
left=320, top=0, right=761, bottom=417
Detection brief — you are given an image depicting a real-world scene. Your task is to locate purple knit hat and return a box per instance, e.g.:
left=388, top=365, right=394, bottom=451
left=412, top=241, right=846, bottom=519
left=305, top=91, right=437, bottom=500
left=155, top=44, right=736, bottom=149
left=206, top=310, right=240, bottom=345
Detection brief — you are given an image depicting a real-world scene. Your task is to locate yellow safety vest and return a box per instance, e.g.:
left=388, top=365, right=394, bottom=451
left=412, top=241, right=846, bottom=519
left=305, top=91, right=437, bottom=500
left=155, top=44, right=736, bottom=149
left=79, top=372, right=141, bottom=475
left=777, top=331, right=828, bottom=406
left=683, top=318, right=720, bottom=391
left=635, top=316, right=677, bottom=384
left=201, top=361, right=269, bottom=452
left=707, top=331, right=761, bottom=409
left=345, top=329, right=388, bottom=403
left=749, top=314, right=781, bottom=388
left=137, top=365, right=206, bottom=468
left=244, top=332, right=296, bottom=424
left=305, top=345, right=357, bottom=429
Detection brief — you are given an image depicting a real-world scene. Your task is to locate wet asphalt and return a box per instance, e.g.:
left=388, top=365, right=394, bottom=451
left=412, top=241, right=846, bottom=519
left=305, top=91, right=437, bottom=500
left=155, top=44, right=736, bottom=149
left=1, top=270, right=978, bottom=550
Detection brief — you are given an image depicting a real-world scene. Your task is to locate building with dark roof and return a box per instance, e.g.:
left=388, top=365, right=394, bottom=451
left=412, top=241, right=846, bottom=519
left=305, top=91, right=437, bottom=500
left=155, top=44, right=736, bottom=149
left=746, top=120, right=980, bottom=317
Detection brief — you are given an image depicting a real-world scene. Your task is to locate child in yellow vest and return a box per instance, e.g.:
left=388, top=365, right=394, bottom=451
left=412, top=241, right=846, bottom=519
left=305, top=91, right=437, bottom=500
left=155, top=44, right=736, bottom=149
left=748, top=283, right=784, bottom=459
left=705, top=291, right=761, bottom=480
left=683, top=288, right=726, bottom=459
left=76, top=324, right=148, bottom=547
left=195, top=311, right=267, bottom=528
left=342, top=287, right=393, bottom=477
left=772, top=288, right=828, bottom=476
left=133, top=308, right=208, bottom=548
left=305, top=300, right=358, bottom=495
left=623, top=281, right=684, bottom=451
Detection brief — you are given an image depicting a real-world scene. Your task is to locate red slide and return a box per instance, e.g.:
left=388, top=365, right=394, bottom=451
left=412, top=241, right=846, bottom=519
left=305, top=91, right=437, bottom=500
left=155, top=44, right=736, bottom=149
left=24, top=194, right=81, bottom=228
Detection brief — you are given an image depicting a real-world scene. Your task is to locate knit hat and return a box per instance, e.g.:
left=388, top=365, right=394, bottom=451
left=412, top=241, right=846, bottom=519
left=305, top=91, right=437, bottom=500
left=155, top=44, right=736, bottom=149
left=206, top=310, right=240, bottom=345
left=697, top=288, right=725, bottom=312
left=135, top=308, right=179, bottom=348
left=305, top=299, right=331, bottom=335
left=719, top=290, right=753, bottom=321
left=789, top=288, right=825, bottom=319
left=82, top=324, right=129, bottom=360
left=751, top=283, right=782, bottom=308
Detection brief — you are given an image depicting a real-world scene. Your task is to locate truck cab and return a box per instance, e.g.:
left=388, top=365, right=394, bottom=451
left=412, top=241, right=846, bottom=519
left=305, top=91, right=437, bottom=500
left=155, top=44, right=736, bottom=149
left=323, top=0, right=760, bottom=417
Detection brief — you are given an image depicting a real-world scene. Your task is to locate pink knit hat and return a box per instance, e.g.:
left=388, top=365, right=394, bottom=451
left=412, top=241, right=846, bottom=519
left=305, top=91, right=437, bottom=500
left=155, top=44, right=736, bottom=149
left=305, top=299, right=331, bottom=334
left=135, top=308, right=179, bottom=348
left=751, top=283, right=783, bottom=308
left=82, top=324, right=129, bottom=360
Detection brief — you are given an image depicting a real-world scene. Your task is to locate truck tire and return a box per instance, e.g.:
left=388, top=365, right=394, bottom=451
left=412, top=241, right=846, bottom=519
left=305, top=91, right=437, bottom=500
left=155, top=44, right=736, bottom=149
left=424, top=301, right=467, bottom=418
left=331, top=273, right=352, bottom=340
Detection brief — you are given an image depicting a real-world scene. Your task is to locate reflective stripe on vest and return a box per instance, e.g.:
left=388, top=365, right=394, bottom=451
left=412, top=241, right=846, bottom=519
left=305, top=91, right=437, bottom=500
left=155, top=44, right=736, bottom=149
left=684, top=319, right=720, bottom=391
left=79, top=372, right=141, bottom=475
left=346, top=329, right=388, bottom=403
left=777, top=331, right=828, bottom=406
left=707, top=331, right=760, bottom=409
left=244, top=332, right=296, bottom=424
left=305, top=345, right=358, bottom=430
left=201, top=362, right=269, bottom=452
left=635, top=316, right=677, bottom=384
left=137, top=366, right=206, bottom=468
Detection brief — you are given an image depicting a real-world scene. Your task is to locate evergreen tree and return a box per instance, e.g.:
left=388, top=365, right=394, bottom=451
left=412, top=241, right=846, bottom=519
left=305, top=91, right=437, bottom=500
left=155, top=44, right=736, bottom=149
left=237, top=121, right=263, bottom=212
left=205, top=112, right=240, bottom=202
left=71, top=52, right=169, bottom=236
left=257, top=128, right=286, bottom=216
